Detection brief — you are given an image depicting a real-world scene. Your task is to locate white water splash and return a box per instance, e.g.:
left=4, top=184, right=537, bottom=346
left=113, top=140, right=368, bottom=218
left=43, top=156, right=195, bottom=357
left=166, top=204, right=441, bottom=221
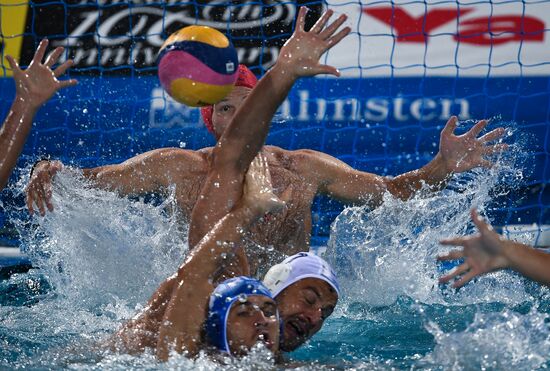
left=423, top=309, right=550, bottom=369
left=326, top=130, right=534, bottom=307
left=18, top=169, right=186, bottom=309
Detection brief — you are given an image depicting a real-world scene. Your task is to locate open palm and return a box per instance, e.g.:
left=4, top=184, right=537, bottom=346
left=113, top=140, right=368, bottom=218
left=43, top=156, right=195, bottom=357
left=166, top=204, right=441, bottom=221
left=278, top=7, right=351, bottom=78
left=439, top=116, right=508, bottom=173
left=6, top=39, right=77, bottom=109
left=438, top=209, right=509, bottom=288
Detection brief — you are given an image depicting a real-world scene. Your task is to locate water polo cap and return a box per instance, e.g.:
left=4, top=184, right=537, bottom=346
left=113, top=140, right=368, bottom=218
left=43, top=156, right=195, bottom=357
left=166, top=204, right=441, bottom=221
left=263, top=252, right=340, bottom=298
left=205, top=276, right=274, bottom=354
left=200, top=64, right=258, bottom=135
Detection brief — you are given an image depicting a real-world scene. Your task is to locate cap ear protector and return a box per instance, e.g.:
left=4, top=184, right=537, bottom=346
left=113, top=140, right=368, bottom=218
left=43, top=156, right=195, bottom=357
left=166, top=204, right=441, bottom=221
left=205, top=276, right=275, bottom=354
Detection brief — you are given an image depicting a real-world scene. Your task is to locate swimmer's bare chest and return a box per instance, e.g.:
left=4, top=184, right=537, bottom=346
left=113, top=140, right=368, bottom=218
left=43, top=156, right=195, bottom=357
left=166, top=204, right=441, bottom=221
left=173, top=147, right=318, bottom=258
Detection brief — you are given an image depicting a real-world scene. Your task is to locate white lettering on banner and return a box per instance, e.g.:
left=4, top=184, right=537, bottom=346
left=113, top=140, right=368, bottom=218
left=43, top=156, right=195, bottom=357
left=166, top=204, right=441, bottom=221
left=326, top=1, right=550, bottom=76
left=53, top=0, right=293, bottom=69
left=149, top=87, right=470, bottom=129
left=285, top=90, right=470, bottom=123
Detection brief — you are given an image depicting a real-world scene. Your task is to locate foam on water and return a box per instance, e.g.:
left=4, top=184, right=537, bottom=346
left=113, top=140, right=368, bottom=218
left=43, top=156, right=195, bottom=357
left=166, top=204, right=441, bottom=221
left=18, top=169, right=186, bottom=308
left=423, top=309, right=550, bottom=369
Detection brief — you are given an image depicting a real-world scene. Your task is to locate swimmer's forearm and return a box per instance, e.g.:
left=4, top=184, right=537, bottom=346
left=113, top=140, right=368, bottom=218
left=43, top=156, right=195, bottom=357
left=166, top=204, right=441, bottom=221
left=214, top=62, right=296, bottom=171
left=0, top=97, right=37, bottom=190
left=502, top=240, right=550, bottom=286
left=156, top=207, right=255, bottom=360
left=387, top=153, right=451, bottom=200
left=186, top=206, right=255, bottom=278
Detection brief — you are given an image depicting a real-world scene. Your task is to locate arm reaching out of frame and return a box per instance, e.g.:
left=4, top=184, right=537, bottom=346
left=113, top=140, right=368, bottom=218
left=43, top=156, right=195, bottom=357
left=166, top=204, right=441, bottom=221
left=438, top=209, right=550, bottom=288
left=0, top=39, right=77, bottom=191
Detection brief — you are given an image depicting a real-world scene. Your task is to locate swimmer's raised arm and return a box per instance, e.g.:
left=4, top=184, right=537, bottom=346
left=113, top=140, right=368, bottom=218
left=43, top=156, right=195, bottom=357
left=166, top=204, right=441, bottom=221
left=438, top=209, right=550, bottom=288
left=0, top=39, right=76, bottom=191
left=155, top=158, right=284, bottom=360
left=188, top=7, right=351, bottom=246
left=296, top=116, right=508, bottom=206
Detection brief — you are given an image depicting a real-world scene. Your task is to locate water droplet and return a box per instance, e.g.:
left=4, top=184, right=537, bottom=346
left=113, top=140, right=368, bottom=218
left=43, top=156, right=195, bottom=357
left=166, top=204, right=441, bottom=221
left=238, top=294, right=247, bottom=303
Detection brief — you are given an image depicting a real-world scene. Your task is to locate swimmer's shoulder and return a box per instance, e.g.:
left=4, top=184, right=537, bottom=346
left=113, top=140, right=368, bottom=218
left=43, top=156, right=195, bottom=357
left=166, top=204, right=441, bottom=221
left=266, top=147, right=324, bottom=169
left=136, top=147, right=209, bottom=174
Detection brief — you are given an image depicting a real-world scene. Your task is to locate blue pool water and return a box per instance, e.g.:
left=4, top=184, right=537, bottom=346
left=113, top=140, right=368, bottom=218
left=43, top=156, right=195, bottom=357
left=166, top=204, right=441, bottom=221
left=2, top=134, right=550, bottom=369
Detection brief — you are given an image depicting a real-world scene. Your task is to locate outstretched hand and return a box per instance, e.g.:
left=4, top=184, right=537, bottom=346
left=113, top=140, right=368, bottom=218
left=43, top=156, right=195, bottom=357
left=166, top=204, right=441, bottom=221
left=242, top=154, right=286, bottom=217
left=438, top=209, right=510, bottom=288
left=277, top=7, right=351, bottom=78
left=6, top=39, right=77, bottom=110
left=438, top=116, right=508, bottom=173
left=26, top=160, right=64, bottom=216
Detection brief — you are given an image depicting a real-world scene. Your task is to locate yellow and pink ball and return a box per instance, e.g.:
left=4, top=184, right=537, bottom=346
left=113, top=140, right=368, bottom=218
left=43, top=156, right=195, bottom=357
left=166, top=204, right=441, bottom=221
left=157, top=26, right=239, bottom=107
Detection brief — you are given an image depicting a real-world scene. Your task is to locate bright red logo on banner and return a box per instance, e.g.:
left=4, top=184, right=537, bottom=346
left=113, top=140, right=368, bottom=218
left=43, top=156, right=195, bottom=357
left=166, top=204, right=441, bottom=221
left=363, top=7, right=545, bottom=45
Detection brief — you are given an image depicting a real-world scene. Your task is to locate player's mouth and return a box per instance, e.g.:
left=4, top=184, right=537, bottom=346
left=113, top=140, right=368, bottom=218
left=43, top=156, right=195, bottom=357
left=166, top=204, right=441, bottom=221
left=286, top=318, right=308, bottom=339
left=257, top=331, right=274, bottom=349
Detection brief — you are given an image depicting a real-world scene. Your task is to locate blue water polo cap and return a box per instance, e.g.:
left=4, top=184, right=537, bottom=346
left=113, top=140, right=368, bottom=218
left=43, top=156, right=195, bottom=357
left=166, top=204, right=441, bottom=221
left=263, top=252, right=340, bottom=298
left=205, top=276, right=274, bottom=354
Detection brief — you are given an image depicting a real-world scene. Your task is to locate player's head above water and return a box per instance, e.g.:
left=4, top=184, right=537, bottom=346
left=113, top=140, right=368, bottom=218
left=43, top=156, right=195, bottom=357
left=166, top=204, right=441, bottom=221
left=263, top=252, right=340, bottom=352
left=205, top=276, right=280, bottom=356
left=200, top=64, right=257, bottom=139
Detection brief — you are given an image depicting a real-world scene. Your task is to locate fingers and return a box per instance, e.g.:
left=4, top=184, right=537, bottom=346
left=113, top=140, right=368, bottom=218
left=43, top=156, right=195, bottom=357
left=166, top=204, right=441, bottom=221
left=479, top=127, right=505, bottom=143
left=453, top=270, right=478, bottom=288
left=26, top=161, right=60, bottom=216
left=437, top=249, right=465, bottom=261
left=44, top=47, right=64, bottom=68
left=54, top=59, right=74, bottom=77
left=5, top=55, right=23, bottom=76
left=440, top=237, right=468, bottom=246
left=326, top=26, right=351, bottom=49
left=320, top=14, right=348, bottom=40
left=26, top=189, right=35, bottom=216
left=439, top=262, right=468, bottom=284
left=27, top=183, right=47, bottom=216
left=58, top=79, right=78, bottom=89
left=310, top=9, right=333, bottom=34
left=467, top=119, right=488, bottom=138
left=441, top=116, right=458, bottom=136
left=44, top=181, right=54, bottom=212
left=32, top=39, right=49, bottom=65
left=482, top=143, right=508, bottom=155
left=470, top=209, right=491, bottom=234
left=312, top=64, right=340, bottom=77
left=296, top=6, right=308, bottom=32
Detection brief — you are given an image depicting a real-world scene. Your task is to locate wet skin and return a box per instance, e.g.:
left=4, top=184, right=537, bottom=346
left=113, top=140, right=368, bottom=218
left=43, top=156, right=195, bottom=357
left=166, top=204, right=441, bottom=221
left=274, top=278, right=338, bottom=352
left=226, top=294, right=280, bottom=356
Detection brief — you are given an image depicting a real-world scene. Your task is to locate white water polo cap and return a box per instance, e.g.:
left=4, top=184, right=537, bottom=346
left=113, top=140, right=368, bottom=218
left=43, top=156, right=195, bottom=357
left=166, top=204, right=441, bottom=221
left=263, top=252, right=340, bottom=298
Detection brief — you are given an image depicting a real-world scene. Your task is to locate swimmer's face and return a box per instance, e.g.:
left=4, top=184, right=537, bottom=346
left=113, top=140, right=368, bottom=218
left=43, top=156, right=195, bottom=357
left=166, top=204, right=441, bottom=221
left=211, top=86, right=252, bottom=140
left=275, top=278, right=338, bottom=352
left=226, top=294, right=280, bottom=356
